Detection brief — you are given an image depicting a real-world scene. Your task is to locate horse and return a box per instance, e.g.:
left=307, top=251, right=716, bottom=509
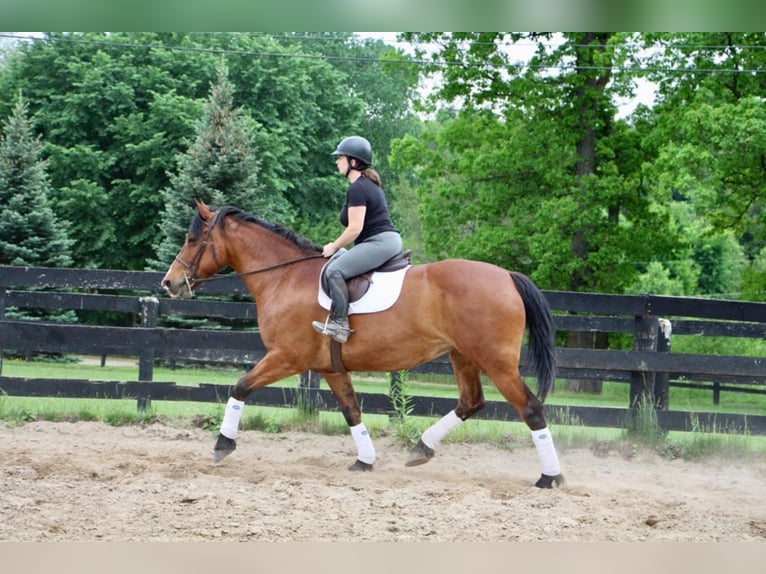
left=161, top=201, right=563, bottom=488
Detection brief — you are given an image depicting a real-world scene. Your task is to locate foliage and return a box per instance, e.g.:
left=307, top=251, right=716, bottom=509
left=395, top=33, right=675, bottom=292
left=388, top=370, right=421, bottom=447
left=0, top=94, right=72, bottom=268
left=393, top=33, right=766, bottom=300
left=0, top=33, right=418, bottom=269
left=1, top=32, right=764, bottom=302
left=640, top=33, right=766, bottom=299
left=741, top=247, right=766, bottom=302
left=151, top=61, right=293, bottom=270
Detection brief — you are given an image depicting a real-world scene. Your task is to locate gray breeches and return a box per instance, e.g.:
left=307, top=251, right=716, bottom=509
left=326, top=231, right=403, bottom=279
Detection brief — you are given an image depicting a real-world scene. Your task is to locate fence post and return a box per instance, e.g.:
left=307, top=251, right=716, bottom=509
left=298, top=370, right=322, bottom=413
left=138, top=296, right=159, bottom=382
left=654, top=318, right=672, bottom=410
left=629, top=314, right=659, bottom=409
left=0, top=287, right=5, bottom=375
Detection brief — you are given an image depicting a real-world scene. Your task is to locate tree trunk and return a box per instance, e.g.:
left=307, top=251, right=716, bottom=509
left=564, top=330, right=603, bottom=393
left=564, top=33, right=613, bottom=395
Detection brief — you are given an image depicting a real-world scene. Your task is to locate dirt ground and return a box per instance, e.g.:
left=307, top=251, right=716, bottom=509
left=1, top=420, right=765, bottom=542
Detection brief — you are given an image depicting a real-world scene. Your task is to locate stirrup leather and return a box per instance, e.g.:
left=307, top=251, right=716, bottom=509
left=312, top=316, right=354, bottom=343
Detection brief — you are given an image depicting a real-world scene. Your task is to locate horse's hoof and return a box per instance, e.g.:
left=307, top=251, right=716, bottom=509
left=348, top=460, right=373, bottom=472
left=404, top=439, right=435, bottom=467
left=534, top=473, right=564, bottom=489
left=213, top=433, right=236, bottom=463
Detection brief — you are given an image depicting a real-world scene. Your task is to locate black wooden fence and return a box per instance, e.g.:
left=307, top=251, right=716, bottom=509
left=1, top=265, right=765, bottom=435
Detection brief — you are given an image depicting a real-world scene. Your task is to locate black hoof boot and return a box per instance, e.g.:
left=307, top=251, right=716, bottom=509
left=405, top=439, right=435, bottom=467
left=213, top=433, right=236, bottom=462
left=348, top=459, right=374, bottom=471
left=534, top=473, right=564, bottom=489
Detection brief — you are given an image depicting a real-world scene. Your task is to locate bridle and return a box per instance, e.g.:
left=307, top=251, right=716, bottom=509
left=172, top=208, right=225, bottom=292
left=173, top=209, right=323, bottom=291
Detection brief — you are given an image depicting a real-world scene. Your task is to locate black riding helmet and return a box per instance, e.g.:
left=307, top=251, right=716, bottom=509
left=332, top=136, right=372, bottom=169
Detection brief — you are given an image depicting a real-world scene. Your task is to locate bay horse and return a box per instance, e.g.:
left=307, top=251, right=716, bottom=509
left=162, top=202, right=563, bottom=488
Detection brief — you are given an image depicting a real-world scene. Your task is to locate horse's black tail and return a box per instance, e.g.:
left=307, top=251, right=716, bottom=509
left=510, top=272, right=557, bottom=402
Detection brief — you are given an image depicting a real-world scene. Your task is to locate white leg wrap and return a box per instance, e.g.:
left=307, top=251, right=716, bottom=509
left=421, top=410, right=463, bottom=449
left=350, top=423, right=376, bottom=464
left=220, top=397, right=245, bottom=439
left=531, top=427, right=561, bottom=476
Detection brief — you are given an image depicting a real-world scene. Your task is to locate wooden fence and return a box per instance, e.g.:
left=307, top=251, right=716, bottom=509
left=1, top=265, right=765, bottom=435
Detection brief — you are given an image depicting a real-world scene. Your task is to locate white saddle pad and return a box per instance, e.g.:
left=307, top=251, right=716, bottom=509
left=317, top=266, right=410, bottom=315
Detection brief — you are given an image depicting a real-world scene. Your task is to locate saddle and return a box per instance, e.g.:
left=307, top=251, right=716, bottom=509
left=319, top=250, right=411, bottom=375
left=320, top=249, right=412, bottom=302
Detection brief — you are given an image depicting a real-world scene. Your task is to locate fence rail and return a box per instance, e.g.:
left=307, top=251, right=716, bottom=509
left=2, top=265, right=766, bottom=435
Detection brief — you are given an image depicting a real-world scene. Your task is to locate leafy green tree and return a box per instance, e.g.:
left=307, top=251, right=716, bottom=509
left=741, top=247, right=766, bottom=302
left=52, top=178, right=113, bottom=268
left=398, top=32, right=674, bottom=293
left=640, top=33, right=766, bottom=300
left=286, top=34, right=421, bottom=183
left=218, top=33, right=420, bottom=241
left=0, top=33, right=417, bottom=268
left=0, top=95, right=72, bottom=268
left=627, top=261, right=688, bottom=296
left=394, top=32, right=683, bottom=393
left=152, top=62, right=293, bottom=270
left=0, top=33, right=214, bottom=269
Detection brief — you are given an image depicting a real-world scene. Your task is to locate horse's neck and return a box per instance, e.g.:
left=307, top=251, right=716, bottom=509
left=226, top=233, right=317, bottom=300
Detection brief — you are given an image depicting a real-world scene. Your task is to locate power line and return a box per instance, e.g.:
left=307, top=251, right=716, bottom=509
left=3, top=33, right=766, bottom=76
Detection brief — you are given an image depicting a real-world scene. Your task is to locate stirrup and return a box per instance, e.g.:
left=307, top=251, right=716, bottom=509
left=312, top=317, right=353, bottom=343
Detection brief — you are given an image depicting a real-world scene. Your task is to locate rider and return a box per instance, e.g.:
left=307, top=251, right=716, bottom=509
left=312, top=136, right=402, bottom=343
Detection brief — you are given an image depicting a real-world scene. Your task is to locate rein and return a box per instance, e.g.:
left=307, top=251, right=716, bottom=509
left=190, top=253, right=325, bottom=285
left=176, top=207, right=324, bottom=289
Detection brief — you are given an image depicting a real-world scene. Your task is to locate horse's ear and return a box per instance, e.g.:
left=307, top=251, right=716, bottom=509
left=195, top=199, right=212, bottom=220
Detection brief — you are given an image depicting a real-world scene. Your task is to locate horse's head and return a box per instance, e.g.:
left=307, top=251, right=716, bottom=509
left=161, top=201, right=226, bottom=298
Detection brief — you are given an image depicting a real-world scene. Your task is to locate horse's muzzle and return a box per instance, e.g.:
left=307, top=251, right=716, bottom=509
left=161, top=275, right=194, bottom=299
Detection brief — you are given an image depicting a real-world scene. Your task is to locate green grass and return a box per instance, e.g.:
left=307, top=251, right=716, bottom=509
left=4, top=357, right=764, bottom=415
left=0, top=357, right=247, bottom=387
left=2, top=356, right=765, bottom=461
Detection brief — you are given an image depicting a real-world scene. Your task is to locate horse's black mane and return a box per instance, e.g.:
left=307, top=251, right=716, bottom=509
left=189, top=205, right=322, bottom=253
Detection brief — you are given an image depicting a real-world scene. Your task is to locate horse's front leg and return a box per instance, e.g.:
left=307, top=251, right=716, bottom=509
left=213, top=352, right=297, bottom=462
left=323, top=372, right=375, bottom=472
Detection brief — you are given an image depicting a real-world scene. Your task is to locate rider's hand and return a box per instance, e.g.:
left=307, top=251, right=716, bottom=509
left=322, top=243, right=337, bottom=258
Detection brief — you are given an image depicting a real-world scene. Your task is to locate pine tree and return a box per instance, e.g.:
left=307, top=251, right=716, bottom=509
left=151, top=61, right=294, bottom=270
left=0, top=95, right=72, bottom=268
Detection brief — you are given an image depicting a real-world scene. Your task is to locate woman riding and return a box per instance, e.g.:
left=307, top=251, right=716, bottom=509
left=311, top=135, right=403, bottom=343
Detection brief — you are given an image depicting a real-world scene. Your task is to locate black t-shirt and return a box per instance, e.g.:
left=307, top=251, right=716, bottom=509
left=340, top=177, right=398, bottom=244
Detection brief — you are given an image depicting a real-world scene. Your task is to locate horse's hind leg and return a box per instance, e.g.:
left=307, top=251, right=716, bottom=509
left=323, top=371, right=376, bottom=471
left=406, top=350, right=484, bottom=466
left=491, top=370, right=563, bottom=488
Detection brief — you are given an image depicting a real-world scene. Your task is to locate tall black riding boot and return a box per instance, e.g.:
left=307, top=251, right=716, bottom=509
left=312, top=270, right=353, bottom=343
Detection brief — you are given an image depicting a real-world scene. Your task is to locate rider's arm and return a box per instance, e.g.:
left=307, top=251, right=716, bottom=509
left=323, top=205, right=366, bottom=257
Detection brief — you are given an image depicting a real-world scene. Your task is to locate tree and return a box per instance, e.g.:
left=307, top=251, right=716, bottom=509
left=741, top=247, right=766, bottom=302
left=0, top=33, right=416, bottom=268
left=640, top=33, right=766, bottom=300
left=0, top=95, right=72, bottom=268
left=395, top=33, right=685, bottom=392
left=151, top=62, right=293, bottom=270
left=0, top=33, right=214, bottom=269
left=398, top=33, right=676, bottom=292
left=288, top=33, right=421, bottom=184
